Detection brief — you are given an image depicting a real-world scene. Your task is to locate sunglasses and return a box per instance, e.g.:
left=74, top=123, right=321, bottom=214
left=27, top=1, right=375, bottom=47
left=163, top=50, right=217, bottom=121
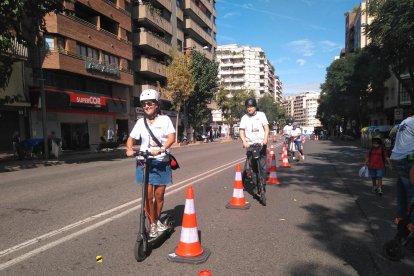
left=142, top=101, right=156, bottom=107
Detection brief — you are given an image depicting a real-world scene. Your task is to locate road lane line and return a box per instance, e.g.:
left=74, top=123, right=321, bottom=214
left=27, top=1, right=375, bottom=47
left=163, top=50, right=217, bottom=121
left=0, top=158, right=243, bottom=270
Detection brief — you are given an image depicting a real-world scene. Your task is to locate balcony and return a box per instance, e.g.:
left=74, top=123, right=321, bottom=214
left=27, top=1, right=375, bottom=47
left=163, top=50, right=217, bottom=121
left=184, top=0, right=215, bottom=31
left=134, top=4, right=173, bottom=35
left=135, top=56, right=166, bottom=78
left=155, top=0, right=172, bottom=12
left=176, top=7, right=184, bottom=21
left=135, top=31, right=172, bottom=56
left=42, top=50, right=133, bottom=86
left=184, top=38, right=212, bottom=60
left=177, top=28, right=184, bottom=42
left=184, top=18, right=214, bottom=46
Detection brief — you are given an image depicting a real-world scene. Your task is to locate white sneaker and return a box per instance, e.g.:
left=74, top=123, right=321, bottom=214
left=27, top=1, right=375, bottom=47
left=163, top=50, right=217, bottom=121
left=149, top=223, right=158, bottom=238
left=156, top=220, right=168, bottom=232
left=372, top=186, right=377, bottom=193
left=302, top=155, right=305, bottom=160
left=377, top=188, right=383, bottom=196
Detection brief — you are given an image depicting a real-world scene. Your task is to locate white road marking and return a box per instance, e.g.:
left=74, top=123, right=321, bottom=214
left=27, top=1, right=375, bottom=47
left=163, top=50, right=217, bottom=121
left=0, top=158, right=244, bottom=270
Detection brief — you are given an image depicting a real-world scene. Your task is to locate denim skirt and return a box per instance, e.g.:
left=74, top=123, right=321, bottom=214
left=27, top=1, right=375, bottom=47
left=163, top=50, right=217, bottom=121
left=135, top=159, right=172, bottom=185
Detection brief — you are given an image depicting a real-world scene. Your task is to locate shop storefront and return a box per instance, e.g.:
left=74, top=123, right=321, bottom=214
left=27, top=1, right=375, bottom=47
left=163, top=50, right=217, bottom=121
left=30, top=87, right=128, bottom=150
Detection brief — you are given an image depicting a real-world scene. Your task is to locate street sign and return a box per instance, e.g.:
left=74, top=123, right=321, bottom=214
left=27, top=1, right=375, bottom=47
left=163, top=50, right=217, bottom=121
left=394, top=108, right=403, bottom=120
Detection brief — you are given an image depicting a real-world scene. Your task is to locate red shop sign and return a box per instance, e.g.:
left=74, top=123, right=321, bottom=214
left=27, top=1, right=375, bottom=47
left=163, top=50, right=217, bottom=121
left=70, top=93, right=106, bottom=106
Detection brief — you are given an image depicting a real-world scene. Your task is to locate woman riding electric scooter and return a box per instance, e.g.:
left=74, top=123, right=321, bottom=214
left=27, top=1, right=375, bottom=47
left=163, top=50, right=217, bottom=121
left=126, top=89, right=176, bottom=261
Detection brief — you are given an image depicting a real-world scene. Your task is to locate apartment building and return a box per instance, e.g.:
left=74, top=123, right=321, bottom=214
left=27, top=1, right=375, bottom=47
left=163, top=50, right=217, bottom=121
left=216, top=44, right=276, bottom=98
left=0, top=39, right=29, bottom=150
left=19, top=0, right=216, bottom=150
left=344, top=1, right=411, bottom=125
left=25, top=0, right=134, bottom=149
left=281, top=92, right=321, bottom=128
left=274, top=75, right=283, bottom=103
left=132, top=0, right=217, bottom=122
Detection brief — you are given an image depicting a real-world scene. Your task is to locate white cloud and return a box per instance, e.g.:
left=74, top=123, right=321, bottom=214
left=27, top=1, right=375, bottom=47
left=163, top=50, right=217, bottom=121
left=272, top=57, right=289, bottom=64
left=296, top=59, right=306, bottom=66
left=319, top=40, right=342, bottom=52
left=287, top=39, right=315, bottom=57
left=222, top=12, right=241, bottom=19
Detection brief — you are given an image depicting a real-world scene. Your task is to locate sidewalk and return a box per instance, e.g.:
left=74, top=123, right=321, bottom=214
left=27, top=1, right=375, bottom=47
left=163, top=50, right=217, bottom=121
left=325, top=138, right=414, bottom=270
left=0, top=138, right=234, bottom=173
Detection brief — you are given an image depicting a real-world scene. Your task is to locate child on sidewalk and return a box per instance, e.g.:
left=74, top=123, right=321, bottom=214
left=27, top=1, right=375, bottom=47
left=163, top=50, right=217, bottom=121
left=364, top=136, right=392, bottom=196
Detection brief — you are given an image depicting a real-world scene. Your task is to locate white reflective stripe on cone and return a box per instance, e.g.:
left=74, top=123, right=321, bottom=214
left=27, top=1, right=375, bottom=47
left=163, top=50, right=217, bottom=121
left=184, top=199, right=195, bottom=214
left=179, top=227, right=199, bottom=243
left=269, top=172, right=277, bottom=177
left=235, top=172, right=242, bottom=181
left=232, top=188, right=244, bottom=198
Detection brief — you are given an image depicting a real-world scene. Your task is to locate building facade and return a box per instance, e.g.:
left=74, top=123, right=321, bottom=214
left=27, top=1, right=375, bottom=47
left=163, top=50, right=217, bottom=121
left=281, top=92, right=321, bottom=129
left=344, top=0, right=411, bottom=125
left=5, top=0, right=217, bottom=151
left=216, top=44, right=276, bottom=98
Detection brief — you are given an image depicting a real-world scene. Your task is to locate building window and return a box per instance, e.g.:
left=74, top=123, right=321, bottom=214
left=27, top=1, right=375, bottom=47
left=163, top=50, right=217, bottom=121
left=76, top=43, right=99, bottom=62
left=57, top=36, right=66, bottom=51
left=44, top=35, right=55, bottom=50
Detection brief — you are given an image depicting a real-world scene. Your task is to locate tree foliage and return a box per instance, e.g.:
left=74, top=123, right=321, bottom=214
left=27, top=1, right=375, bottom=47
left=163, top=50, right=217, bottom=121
left=367, top=0, right=414, bottom=104
left=257, top=94, right=285, bottom=129
left=0, top=0, right=66, bottom=90
left=317, top=47, right=389, bottom=131
left=162, top=51, right=195, bottom=142
left=186, top=51, right=219, bottom=130
left=216, top=86, right=253, bottom=132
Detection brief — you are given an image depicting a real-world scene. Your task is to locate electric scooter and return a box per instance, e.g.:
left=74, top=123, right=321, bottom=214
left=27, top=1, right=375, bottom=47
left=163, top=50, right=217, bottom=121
left=133, top=150, right=175, bottom=262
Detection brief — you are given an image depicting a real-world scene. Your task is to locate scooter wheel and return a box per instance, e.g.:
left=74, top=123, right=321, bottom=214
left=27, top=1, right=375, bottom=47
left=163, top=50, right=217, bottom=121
left=134, top=240, right=147, bottom=262
left=383, top=240, right=404, bottom=261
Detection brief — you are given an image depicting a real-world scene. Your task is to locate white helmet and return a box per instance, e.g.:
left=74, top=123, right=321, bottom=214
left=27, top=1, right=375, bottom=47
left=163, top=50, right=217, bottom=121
left=140, top=89, right=160, bottom=102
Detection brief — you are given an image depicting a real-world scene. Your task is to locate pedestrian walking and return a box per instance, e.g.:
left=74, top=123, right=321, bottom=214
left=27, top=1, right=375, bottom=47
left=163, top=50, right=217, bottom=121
left=364, top=134, right=392, bottom=195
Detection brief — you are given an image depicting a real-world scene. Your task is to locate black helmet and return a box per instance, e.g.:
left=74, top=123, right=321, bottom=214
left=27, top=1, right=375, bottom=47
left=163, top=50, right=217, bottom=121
left=245, top=97, right=257, bottom=107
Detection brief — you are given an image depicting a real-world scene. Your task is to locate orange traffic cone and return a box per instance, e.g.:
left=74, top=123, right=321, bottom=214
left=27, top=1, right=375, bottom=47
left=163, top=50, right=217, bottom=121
left=267, top=152, right=280, bottom=184
left=198, top=270, right=211, bottom=276
left=167, top=185, right=210, bottom=264
left=280, top=148, right=291, bottom=168
left=280, top=144, right=286, bottom=161
left=226, top=164, right=250, bottom=209
left=267, top=145, right=274, bottom=173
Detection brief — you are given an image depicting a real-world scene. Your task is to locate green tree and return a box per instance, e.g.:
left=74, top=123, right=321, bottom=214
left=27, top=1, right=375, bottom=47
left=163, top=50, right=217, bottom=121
left=186, top=51, right=219, bottom=132
left=162, top=51, right=195, bottom=143
left=367, top=0, right=414, bottom=104
left=257, top=94, right=285, bottom=129
left=216, top=86, right=253, bottom=134
left=0, top=0, right=66, bottom=91
left=317, top=48, right=388, bottom=132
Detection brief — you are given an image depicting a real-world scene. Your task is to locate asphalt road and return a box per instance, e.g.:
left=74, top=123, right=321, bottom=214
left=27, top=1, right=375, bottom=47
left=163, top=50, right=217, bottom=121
left=0, top=139, right=413, bottom=275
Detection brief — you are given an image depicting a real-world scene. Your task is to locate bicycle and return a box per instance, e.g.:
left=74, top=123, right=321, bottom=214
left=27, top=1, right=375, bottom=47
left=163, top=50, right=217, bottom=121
left=242, top=143, right=267, bottom=206
left=286, top=136, right=301, bottom=163
left=132, top=150, right=175, bottom=262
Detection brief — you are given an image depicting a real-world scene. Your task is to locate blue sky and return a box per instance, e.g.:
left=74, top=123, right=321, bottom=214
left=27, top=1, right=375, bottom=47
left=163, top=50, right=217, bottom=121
left=216, top=0, right=363, bottom=95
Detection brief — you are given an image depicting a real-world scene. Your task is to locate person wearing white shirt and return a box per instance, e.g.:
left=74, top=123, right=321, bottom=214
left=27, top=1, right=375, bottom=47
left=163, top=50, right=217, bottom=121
left=390, top=113, right=414, bottom=232
left=239, top=97, right=269, bottom=195
left=289, top=123, right=304, bottom=159
left=126, top=89, right=175, bottom=238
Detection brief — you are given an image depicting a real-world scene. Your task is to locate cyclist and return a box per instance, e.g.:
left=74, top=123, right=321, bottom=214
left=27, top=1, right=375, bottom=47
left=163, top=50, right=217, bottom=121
left=289, top=122, right=304, bottom=160
left=239, top=97, right=270, bottom=194
left=126, top=89, right=175, bottom=238
left=283, top=122, right=292, bottom=146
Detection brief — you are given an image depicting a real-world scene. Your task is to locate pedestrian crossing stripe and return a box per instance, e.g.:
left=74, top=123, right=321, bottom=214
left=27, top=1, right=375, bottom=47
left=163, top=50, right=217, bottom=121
left=96, top=256, right=102, bottom=263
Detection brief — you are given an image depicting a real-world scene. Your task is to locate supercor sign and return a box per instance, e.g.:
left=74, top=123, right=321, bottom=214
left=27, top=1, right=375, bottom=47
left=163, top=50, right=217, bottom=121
left=70, top=93, right=106, bottom=106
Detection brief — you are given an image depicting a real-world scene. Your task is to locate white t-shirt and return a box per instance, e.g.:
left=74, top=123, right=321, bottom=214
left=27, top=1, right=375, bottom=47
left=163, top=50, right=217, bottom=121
left=390, top=116, right=414, bottom=160
left=239, top=111, right=269, bottom=144
left=283, top=125, right=292, bottom=135
left=130, top=115, right=175, bottom=161
left=289, top=128, right=302, bottom=141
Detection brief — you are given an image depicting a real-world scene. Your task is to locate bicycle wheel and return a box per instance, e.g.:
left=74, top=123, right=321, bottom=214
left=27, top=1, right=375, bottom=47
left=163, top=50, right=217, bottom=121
left=257, top=161, right=266, bottom=206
